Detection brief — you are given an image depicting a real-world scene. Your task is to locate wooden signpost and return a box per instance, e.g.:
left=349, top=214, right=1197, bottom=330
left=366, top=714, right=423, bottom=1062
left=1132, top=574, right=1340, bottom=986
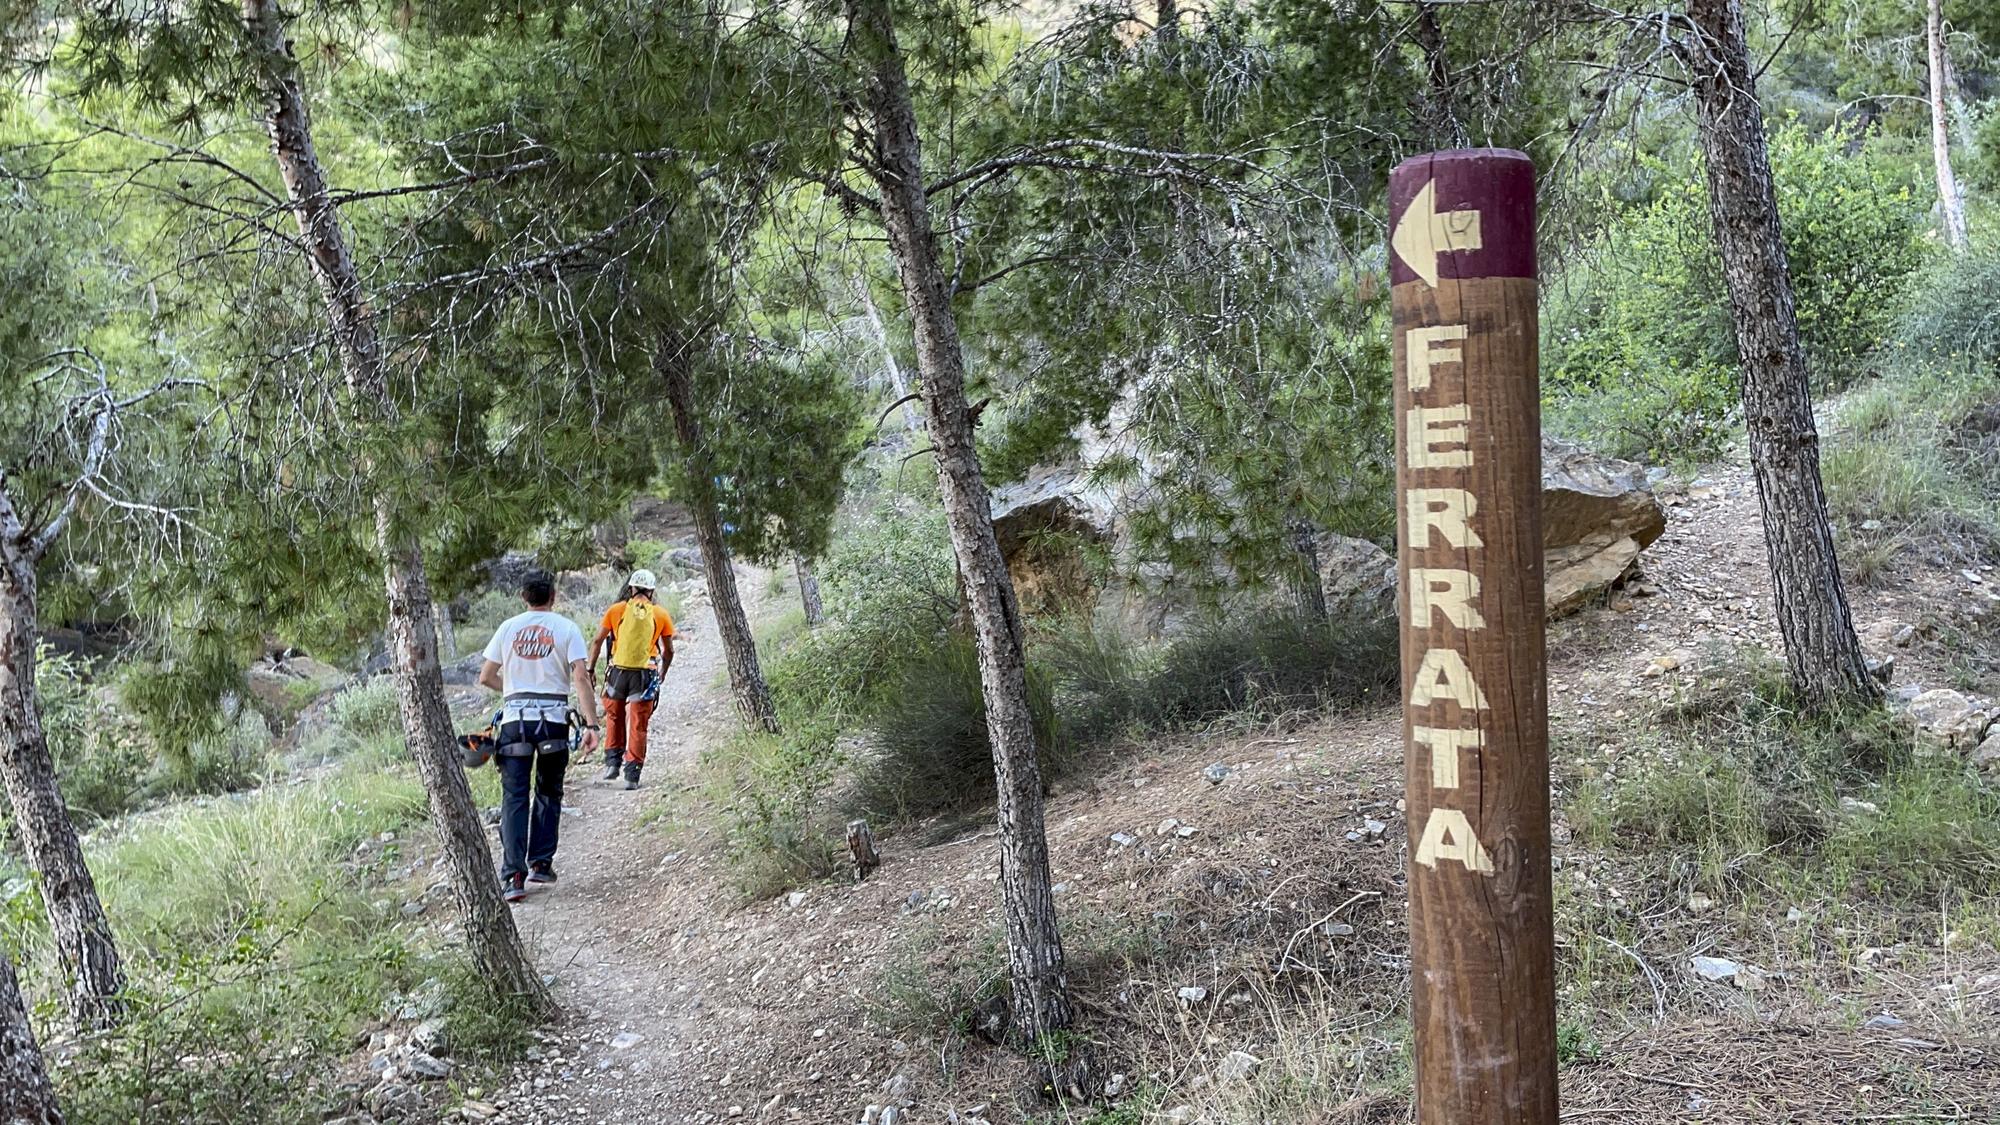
left=1389, top=148, right=1558, bottom=1124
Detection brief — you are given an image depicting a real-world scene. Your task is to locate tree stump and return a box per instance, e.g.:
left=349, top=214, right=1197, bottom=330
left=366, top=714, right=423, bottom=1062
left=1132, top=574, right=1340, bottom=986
left=846, top=819, right=880, bottom=882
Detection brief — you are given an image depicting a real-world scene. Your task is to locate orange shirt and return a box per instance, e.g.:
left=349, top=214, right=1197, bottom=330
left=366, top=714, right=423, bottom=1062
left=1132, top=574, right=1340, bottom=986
left=600, top=599, right=676, bottom=660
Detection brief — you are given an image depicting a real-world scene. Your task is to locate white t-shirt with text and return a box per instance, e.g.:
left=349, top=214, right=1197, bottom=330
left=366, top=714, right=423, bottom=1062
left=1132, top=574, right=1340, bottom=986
left=483, top=610, right=588, bottom=698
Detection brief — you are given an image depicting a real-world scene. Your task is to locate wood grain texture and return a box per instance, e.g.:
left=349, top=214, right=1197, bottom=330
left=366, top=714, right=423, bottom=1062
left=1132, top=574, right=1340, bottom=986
left=1391, top=147, right=1557, bottom=1124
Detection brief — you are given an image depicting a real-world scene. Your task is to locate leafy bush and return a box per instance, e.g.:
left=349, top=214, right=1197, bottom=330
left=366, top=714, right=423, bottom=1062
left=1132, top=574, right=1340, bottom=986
left=848, top=633, right=1068, bottom=821
left=1545, top=124, right=1930, bottom=464
left=1898, top=247, right=2000, bottom=368
left=698, top=727, right=846, bottom=900
left=36, top=646, right=150, bottom=824
left=0, top=759, right=534, bottom=1125
left=326, top=677, right=402, bottom=739
left=1044, top=607, right=1400, bottom=744
left=180, top=710, right=272, bottom=795
left=768, top=499, right=958, bottom=727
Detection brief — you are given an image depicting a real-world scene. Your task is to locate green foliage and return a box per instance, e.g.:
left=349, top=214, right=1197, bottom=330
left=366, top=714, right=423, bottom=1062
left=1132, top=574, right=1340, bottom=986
left=23, top=646, right=268, bottom=828
left=697, top=727, right=845, bottom=901
left=767, top=499, right=958, bottom=728
left=1570, top=650, right=2000, bottom=904
left=1546, top=124, right=1931, bottom=463
left=1898, top=247, right=2000, bottom=368
left=1043, top=608, right=1400, bottom=745
left=1822, top=356, right=2000, bottom=571
left=36, top=647, right=147, bottom=824
left=865, top=921, right=1008, bottom=1037
left=326, top=677, right=401, bottom=739
left=849, top=632, right=1068, bottom=821
left=0, top=760, right=491, bottom=1123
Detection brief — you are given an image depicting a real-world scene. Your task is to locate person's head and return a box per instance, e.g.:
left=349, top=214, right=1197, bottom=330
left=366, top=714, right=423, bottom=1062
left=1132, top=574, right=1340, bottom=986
left=626, top=568, right=658, bottom=601
left=519, top=569, right=556, bottom=609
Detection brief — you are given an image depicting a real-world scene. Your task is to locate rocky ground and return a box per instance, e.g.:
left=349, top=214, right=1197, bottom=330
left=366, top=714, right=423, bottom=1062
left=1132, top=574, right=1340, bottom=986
left=340, top=456, right=2000, bottom=1124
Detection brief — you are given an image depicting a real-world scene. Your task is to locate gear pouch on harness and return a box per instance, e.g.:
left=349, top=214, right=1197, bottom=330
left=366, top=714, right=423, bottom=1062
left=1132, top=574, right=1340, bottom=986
left=497, top=698, right=570, bottom=757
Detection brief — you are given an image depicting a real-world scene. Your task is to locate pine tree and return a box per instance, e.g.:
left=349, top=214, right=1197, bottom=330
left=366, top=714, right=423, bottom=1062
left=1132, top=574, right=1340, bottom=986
left=375, top=6, right=863, bottom=736
left=58, top=0, right=550, bottom=1007
left=840, top=0, right=1076, bottom=1042
left=0, top=167, right=129, bottom=1032
left=1682, top=0, right=1878, bottom=707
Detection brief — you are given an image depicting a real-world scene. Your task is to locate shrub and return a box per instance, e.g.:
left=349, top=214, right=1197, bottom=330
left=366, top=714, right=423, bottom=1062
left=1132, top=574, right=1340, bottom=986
left=1043, top=607, right=1400, bottom=744
left=698, top=726, right=846, bottom=899
left=1570, top=649, right=2000, bottom=904
left=35, top=646, right=150, bottom=824
left=1898, top=248, right=2000, bottom=367
left=179, top=709, right=271, bottom=795
left=0, top=760, right=531, bottom=1125
left=848, top=633, right=1068, bottom=821
left=1545, top=124, right=1930, bottom=464
left=326, top=677, right=402, bottom=740
left=1139, top=608, right=1399, bottom=726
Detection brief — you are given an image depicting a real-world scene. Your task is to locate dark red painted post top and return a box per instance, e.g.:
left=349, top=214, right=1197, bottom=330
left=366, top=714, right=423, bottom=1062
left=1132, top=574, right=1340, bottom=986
left=1388, top=149, right=1536, bottom=287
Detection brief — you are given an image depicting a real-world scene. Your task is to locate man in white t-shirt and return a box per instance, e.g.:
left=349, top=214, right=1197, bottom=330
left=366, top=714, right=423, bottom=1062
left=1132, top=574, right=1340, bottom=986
left=478, top=570, right=602, bottom=903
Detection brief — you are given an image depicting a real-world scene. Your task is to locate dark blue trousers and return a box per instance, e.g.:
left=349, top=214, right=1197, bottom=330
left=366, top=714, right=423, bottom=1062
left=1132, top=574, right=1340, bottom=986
left=496, top=724, right=568, bottom=877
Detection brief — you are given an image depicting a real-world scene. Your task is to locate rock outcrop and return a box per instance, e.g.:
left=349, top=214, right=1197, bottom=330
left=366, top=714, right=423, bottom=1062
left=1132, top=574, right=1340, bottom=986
left=1540, top=436, right=1668, bottom=615
left=989, top=433, right=1666, bottom=632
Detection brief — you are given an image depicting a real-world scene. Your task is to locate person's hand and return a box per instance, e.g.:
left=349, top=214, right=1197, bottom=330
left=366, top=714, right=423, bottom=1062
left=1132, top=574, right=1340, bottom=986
left=587, top=662, right=599, bottom=683
left=580, top=727, right=601, bottom=755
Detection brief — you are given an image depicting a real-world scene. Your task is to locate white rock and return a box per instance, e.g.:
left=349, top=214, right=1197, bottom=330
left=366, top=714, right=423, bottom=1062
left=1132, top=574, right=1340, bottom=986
left=1157, top=818, right=1181, bottom=836
left=1690, top=956, right=1741, bottom=982
left=1110, top=832, right=1139, bottom=848
left=1176, top=986, right=1208, bottom=1006
left=609, top=1032, right=643, bottom=1051
left=1216, top=1049, right=1262, bottom=1084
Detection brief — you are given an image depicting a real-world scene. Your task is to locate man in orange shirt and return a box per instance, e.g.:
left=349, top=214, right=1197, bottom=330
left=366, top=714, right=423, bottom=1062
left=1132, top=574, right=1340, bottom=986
left=589, top=569, right=675, bottom=789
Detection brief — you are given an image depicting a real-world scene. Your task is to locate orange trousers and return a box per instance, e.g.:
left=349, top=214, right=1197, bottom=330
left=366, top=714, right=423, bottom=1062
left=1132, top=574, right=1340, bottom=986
left=601, top=667, right=657, bottom=766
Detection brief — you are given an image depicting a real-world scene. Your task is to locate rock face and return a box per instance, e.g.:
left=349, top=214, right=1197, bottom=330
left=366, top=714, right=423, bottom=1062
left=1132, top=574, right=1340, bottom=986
left=989, top=433, right=1665, bottom=632
left=1540, top=436, right=1668, bottom=616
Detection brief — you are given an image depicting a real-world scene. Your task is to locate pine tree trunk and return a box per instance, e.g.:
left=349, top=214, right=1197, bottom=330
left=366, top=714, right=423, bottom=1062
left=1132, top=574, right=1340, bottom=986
left=1290, top=520, right=1328, bottom=622
left=1412, top=1, right=1466, bottom=147
left=1928, top=0, right=1970, bottom=249
left=656, top=337, right=782, bottom=734
left=242, top=0, right=548, bottom=1007
left=794, top=556, right=825, bottom=627
left=0, top=522, right=123, bottom=1031
left=0, top=949, right=62, bottom=1125
left=845, top=0, right=1073, bottom=1042
left=1685, top=0, right=1877, bottom=709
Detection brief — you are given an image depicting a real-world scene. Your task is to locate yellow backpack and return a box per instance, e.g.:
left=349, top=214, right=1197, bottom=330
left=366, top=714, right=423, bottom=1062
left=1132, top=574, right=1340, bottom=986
left=611, top=599, right=657, bottom=668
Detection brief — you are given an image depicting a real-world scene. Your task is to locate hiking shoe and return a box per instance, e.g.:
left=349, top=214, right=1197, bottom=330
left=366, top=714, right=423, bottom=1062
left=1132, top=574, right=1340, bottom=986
left=502, top=873, right=527, bottom=904
left=600, top=759, right=622, bottom=781
left=528, top=862, right=558, bottom=884
left=623, top=764, right=642, bottom=791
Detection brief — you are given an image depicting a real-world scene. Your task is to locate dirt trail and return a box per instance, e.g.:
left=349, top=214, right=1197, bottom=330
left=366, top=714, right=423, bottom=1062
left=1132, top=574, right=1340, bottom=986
left=498, top=565, right=780, bottom=1124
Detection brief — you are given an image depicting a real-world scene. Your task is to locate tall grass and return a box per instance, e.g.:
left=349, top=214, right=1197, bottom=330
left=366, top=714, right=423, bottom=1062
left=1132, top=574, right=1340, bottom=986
left=1822, top=358, right=2000, bottom=576
left=1568, top=651, right=2000, bottom=907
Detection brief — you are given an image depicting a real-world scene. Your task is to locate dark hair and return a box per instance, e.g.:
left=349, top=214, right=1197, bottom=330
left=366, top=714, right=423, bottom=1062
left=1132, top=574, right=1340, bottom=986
left=520, top=570, right=556, bottom=608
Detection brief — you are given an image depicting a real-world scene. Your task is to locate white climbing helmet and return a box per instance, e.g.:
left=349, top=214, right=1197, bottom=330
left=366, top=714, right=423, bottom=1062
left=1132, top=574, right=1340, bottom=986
left=627, top=568, right=658, bottom=592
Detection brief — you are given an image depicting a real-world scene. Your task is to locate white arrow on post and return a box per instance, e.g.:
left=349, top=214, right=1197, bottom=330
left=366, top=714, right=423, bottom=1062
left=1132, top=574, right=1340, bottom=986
left=1391, top=178, right=1483, bottom=288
